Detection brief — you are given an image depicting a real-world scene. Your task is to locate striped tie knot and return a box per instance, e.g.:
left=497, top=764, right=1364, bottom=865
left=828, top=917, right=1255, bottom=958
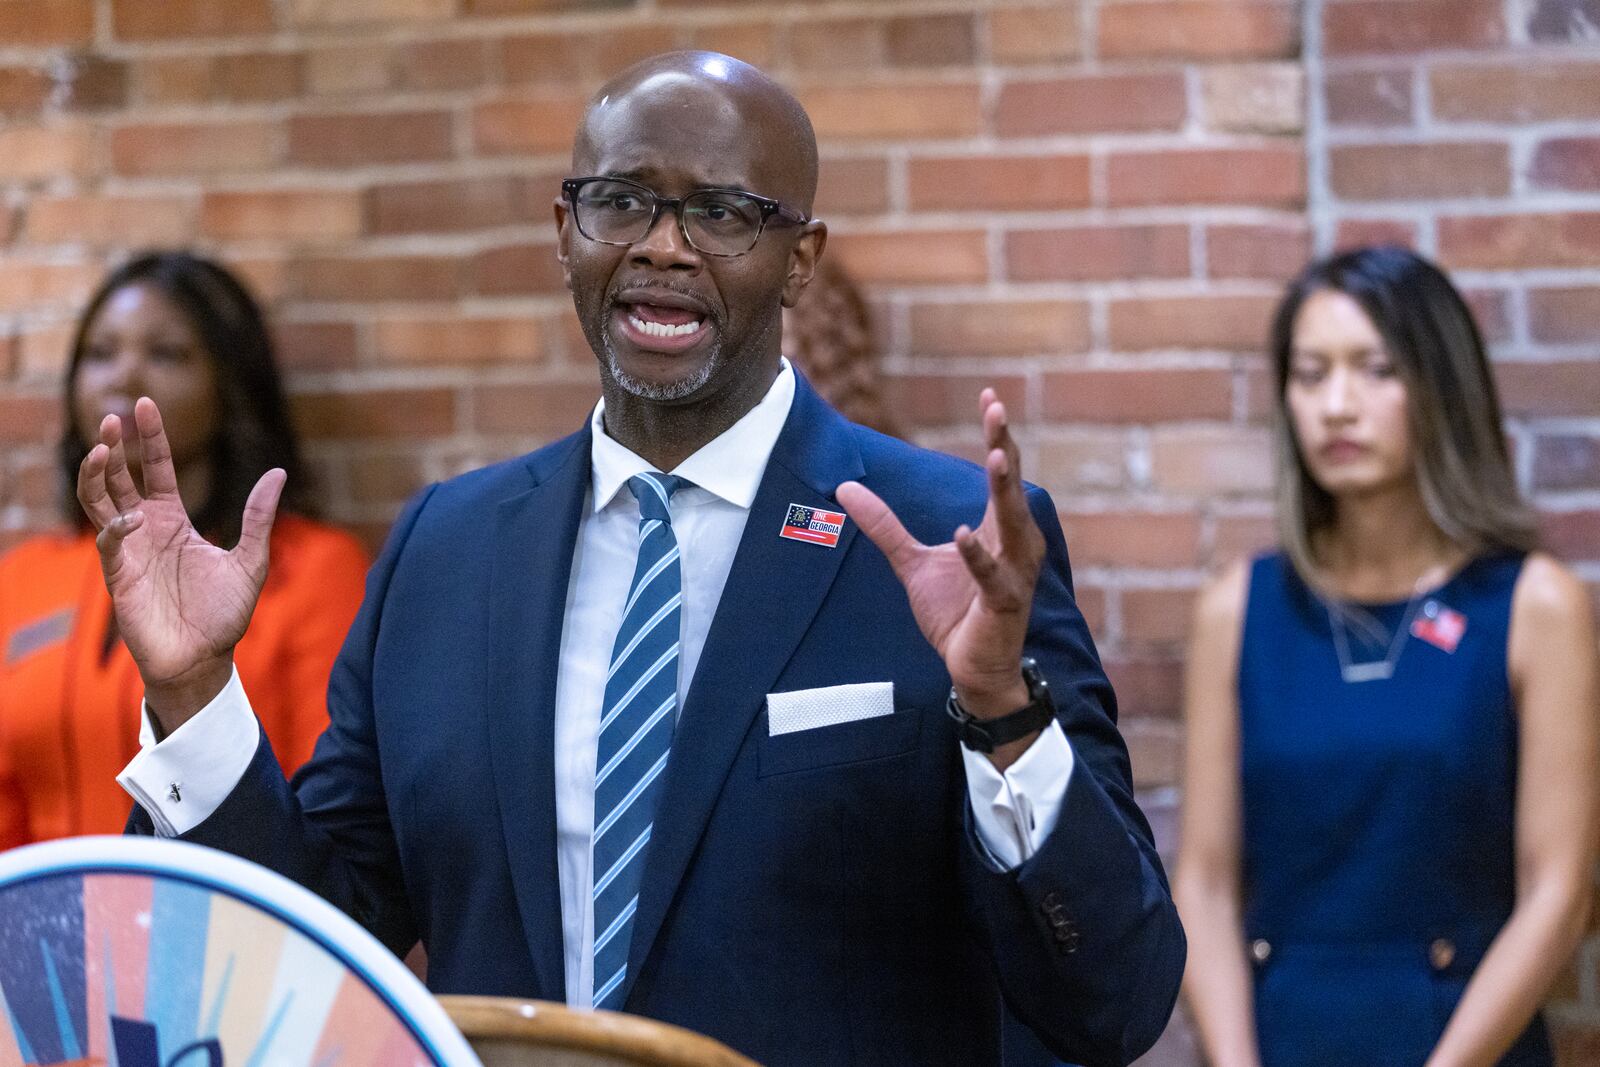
left=627, top=472, right=688, bottom=525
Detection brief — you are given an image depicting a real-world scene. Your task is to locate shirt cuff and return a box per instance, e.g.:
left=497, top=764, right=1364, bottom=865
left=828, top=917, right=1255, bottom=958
left=962, top=720, right=1075, bottom=871
left=116, top=667, right=260, bottom=838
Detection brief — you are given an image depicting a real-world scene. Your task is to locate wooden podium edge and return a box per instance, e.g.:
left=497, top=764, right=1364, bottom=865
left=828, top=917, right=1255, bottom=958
left=437, top=995, right=764, bottom=1067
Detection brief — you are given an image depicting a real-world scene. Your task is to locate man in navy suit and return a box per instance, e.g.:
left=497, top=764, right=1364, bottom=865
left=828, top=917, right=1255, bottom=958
left=80, top=52, right=1183, bottom=1066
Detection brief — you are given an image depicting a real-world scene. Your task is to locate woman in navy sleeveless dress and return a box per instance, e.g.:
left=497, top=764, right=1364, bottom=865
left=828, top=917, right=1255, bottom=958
left=1174, top=248, right=1600, bottom=1067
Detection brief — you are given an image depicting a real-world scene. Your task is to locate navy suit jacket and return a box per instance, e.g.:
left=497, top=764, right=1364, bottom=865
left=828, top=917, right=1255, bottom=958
left=136, top=376, right=1183, bottom=1066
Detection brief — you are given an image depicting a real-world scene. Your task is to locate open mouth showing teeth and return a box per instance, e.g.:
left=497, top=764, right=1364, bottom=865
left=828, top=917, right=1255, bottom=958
left=627, top=312, right=704, bottom=338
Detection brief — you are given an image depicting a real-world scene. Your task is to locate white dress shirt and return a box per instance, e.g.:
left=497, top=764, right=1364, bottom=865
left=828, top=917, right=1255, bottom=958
left=118, top=359, right=1075, bottom=1006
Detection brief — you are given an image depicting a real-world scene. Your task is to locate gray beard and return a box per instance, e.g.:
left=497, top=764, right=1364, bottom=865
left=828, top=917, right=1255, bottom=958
left=601, top=331, right=724, bottom=401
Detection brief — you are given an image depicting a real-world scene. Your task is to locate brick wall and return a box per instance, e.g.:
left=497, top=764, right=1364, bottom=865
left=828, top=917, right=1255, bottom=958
left=0, top=1, right=1595, bottom=1063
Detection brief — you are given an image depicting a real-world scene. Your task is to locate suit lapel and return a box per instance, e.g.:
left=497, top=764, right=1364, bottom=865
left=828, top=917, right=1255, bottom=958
left=625, top=378, right=867, bottom=1001
left=485, top=429, right=591, bottom=1002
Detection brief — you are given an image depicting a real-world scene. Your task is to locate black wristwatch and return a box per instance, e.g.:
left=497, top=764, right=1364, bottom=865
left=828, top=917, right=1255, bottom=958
left=946, top=657, right=1056, bottom=753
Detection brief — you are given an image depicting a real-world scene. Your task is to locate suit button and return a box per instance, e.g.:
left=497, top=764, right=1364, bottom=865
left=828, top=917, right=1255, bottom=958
left=1053, top=924, right=1081, bottom=954
left=1047, top=911, right=1072, bottom=929
left=1040, top=892, right=1061, bottom=914
left=1250, top=939, right=1272, bottom=964
left=1430, top=938, right=1455, bottom=970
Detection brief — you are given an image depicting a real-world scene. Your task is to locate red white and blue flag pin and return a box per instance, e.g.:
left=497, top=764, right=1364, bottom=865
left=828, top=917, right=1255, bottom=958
left=780, top=503, right=845, bottom=548
left=1411, top=599, right=1467, bottom=654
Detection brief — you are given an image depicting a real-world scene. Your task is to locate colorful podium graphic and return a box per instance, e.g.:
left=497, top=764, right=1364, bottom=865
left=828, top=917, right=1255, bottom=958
left=0, top=836, right=480, bottom=1067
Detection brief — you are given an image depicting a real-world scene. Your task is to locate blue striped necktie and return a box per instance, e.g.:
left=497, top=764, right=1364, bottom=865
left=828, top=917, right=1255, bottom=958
left=591, top=471, right=688, bottom=1010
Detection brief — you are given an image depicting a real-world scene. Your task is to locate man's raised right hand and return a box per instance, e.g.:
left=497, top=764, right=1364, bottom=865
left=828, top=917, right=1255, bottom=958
left=77, top=396, right=283, bottom=736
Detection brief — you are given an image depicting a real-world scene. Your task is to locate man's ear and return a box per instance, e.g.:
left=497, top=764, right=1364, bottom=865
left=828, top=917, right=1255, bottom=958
left=781, top=220, right=828, bottom=309
left=554, top=197, right=574, bottom=291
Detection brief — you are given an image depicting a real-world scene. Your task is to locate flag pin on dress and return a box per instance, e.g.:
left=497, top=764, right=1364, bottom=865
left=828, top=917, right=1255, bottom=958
left=780, top=503, right=845, bottom=547
left=1410, top=600, right=1467, bottom=654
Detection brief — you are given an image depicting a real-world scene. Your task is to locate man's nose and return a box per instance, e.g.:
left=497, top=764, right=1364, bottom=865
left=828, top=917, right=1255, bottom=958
left=629, top=207, right=702, bottom=272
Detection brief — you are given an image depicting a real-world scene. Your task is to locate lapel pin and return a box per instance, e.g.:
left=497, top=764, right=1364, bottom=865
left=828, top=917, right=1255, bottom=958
left=780, top=503, right=845, bottom=548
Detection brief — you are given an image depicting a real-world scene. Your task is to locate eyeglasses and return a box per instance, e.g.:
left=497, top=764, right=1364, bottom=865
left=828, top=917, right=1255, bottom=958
left=561, top=177, right=810, bottom=258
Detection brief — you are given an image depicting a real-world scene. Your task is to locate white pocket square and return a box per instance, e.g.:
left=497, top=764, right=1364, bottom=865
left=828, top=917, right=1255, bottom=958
left=767, top=682, right=895, bottom=736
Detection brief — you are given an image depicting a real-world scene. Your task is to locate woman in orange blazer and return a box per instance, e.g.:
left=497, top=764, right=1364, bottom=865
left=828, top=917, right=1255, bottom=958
left=0, top=251, right=368, bottom=849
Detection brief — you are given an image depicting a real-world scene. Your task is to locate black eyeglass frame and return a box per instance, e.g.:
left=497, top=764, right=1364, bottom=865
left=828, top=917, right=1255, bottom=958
left=561, top=176, right=811, bottom=258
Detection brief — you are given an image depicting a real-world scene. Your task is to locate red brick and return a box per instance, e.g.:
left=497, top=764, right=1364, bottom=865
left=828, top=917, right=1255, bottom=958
left=1531, top=138, right=1600, bottom=193
left=1007, top=224, right=1190, bottom=282
left=1533, top=435, right=1600, bottom=492
left=1063, top=511, right=1202, bottom=568
left=0, top=124, right=93, bottom=181
left=293, top=387, right=456, bottom=441
left=289, top=0, right=452, bottom=24
left=24, top=195, right=193, bottom=245
left=113, top=0, right=273, bottom=39
left=0, top=0, right=93, bottom=45
left=1109, top=146, right=1305, bottom=208
left=375, top=316, right=543, bottom=366
left=1125, top=718, right=1183, bottom=786
left=1211, top=512, right=1278, bottom=563
left=909, top=155, right=1090, bottom=212
left=202, top=190, right=363, bottom=242
left=589, top=29, right=678, bottom=83
left=1334, top=218, right=1418, bottom=250
left=801, top=83, right=983, bottom=141
left=909, top=300, right=1091, bottom=357
left=1431, top=63, right=1600, bottom=123
left=1461, top=288, right=1513, bottom=345
left=1098, top=2, right=1298, bottom=60
left=688, top=23, right=777, bottom=69
left=0, top=456, right=57, bottom=510
left=1325, top=68, right=1415, bottom=127
left=1151, top=428, right=1274, bottom=493
left=55, top=55, right=127, bottom=112
left=1103, top=657, right=1184, bottom=719
left=366, top=177, right=534, bottom=235
left=465, top=0, right=608, bottom=12
left=814, top=157, right=890, bottom=217
left=1540, top=510, right=1600, bottom=564
left=499, top=34, right=588, bottom=86
left=275, top=321, right=358, bottom=371
left=305, top=45, right=390, bottom=97
left=1439, top=213, right=1600, bottom=270
left=111, top=121, right=280, bottom=176
left=0, top=392, right=62, bottom=445
left=1330, top=142, right=1509, bottom=201
left=1073, top=584, right=1109, bottom=635
left=885, top=374, right=1028, bottom=427
left=1528, top=288, right=1600, bottom=344
left=1207, top=222, right=1312, bottom=281
left=997, top=73, right=1186, bottom=137
left=15, top=323, right=74, bottom=379
left=1044, top=369, right=1234, bottom=423
left=290, top=111, right=454, bottom=167
left=0, top=261, right=100, bottom=314
left=789, top=19, right=882, bottom=70
left=1202, top=64, right=1303, bottom=135
left=1322, top=0, right=1506, bottom=55
left=1031, top=437, right=1128, bottom=493
left=216, top=52, right=300, bottom=103
left=400, top=38, right=489, bottom=91
left=886, top=14, right=976, bottom=66
left=0, top=67, right=52, bottom=115
left=473, top=93, right=586, bottom=156
left=131, top=56, right=213, bottom=104
left=473, top=379, right=602, bottom=438
left=830, top=231, right=989, bottom=285
left=346, top=453, right=429, bottom=507
left=1122, top=587, right=1200, bottom=645
left=1496, top=360, right=1600, bottom=417
left=468, top=243, right=566, bottom=298
left=292, top=255, right=459, bottom=303
left=989, top=5, right=1081, bottom=63
left=1109, top=295, right=1277, bottom=351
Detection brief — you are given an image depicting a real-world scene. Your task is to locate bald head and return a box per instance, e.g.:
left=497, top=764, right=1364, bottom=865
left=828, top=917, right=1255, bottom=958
left=573, top=51, right=819, bottom=215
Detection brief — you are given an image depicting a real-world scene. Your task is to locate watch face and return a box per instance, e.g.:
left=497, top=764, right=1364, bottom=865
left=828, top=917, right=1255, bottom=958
left=0, top=836, right=481, bottom=1067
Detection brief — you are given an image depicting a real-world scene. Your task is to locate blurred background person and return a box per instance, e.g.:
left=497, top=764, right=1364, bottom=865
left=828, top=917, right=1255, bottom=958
left=1174, top=247, right=1600, bottom=1067
left=0, top=251, right=368, bottom=850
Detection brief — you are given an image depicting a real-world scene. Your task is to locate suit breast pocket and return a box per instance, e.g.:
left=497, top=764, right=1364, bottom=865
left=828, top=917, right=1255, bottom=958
left=758, top=682, right=923, bottom=778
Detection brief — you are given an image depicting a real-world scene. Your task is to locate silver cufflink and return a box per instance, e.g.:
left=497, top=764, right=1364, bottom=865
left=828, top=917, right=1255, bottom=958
left=168, top=783, right=182, bottom=803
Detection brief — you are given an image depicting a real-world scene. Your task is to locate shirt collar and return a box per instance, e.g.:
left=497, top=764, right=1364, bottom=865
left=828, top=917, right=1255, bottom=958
left=589, top=359, right=796, bottom=513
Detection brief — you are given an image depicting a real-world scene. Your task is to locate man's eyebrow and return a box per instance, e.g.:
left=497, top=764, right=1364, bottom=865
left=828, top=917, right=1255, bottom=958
left=603, top=168, right=755, bottom=194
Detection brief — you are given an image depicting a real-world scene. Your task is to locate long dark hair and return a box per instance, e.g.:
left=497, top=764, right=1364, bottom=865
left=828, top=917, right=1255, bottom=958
left=1268, top=246, right=1537, bottom=583
left=60, top=251, right=316, bottom=545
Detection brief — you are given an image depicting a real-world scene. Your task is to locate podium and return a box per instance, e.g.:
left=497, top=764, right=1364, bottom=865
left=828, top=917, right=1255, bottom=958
left=440, top=997, right=761, bottom=1067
